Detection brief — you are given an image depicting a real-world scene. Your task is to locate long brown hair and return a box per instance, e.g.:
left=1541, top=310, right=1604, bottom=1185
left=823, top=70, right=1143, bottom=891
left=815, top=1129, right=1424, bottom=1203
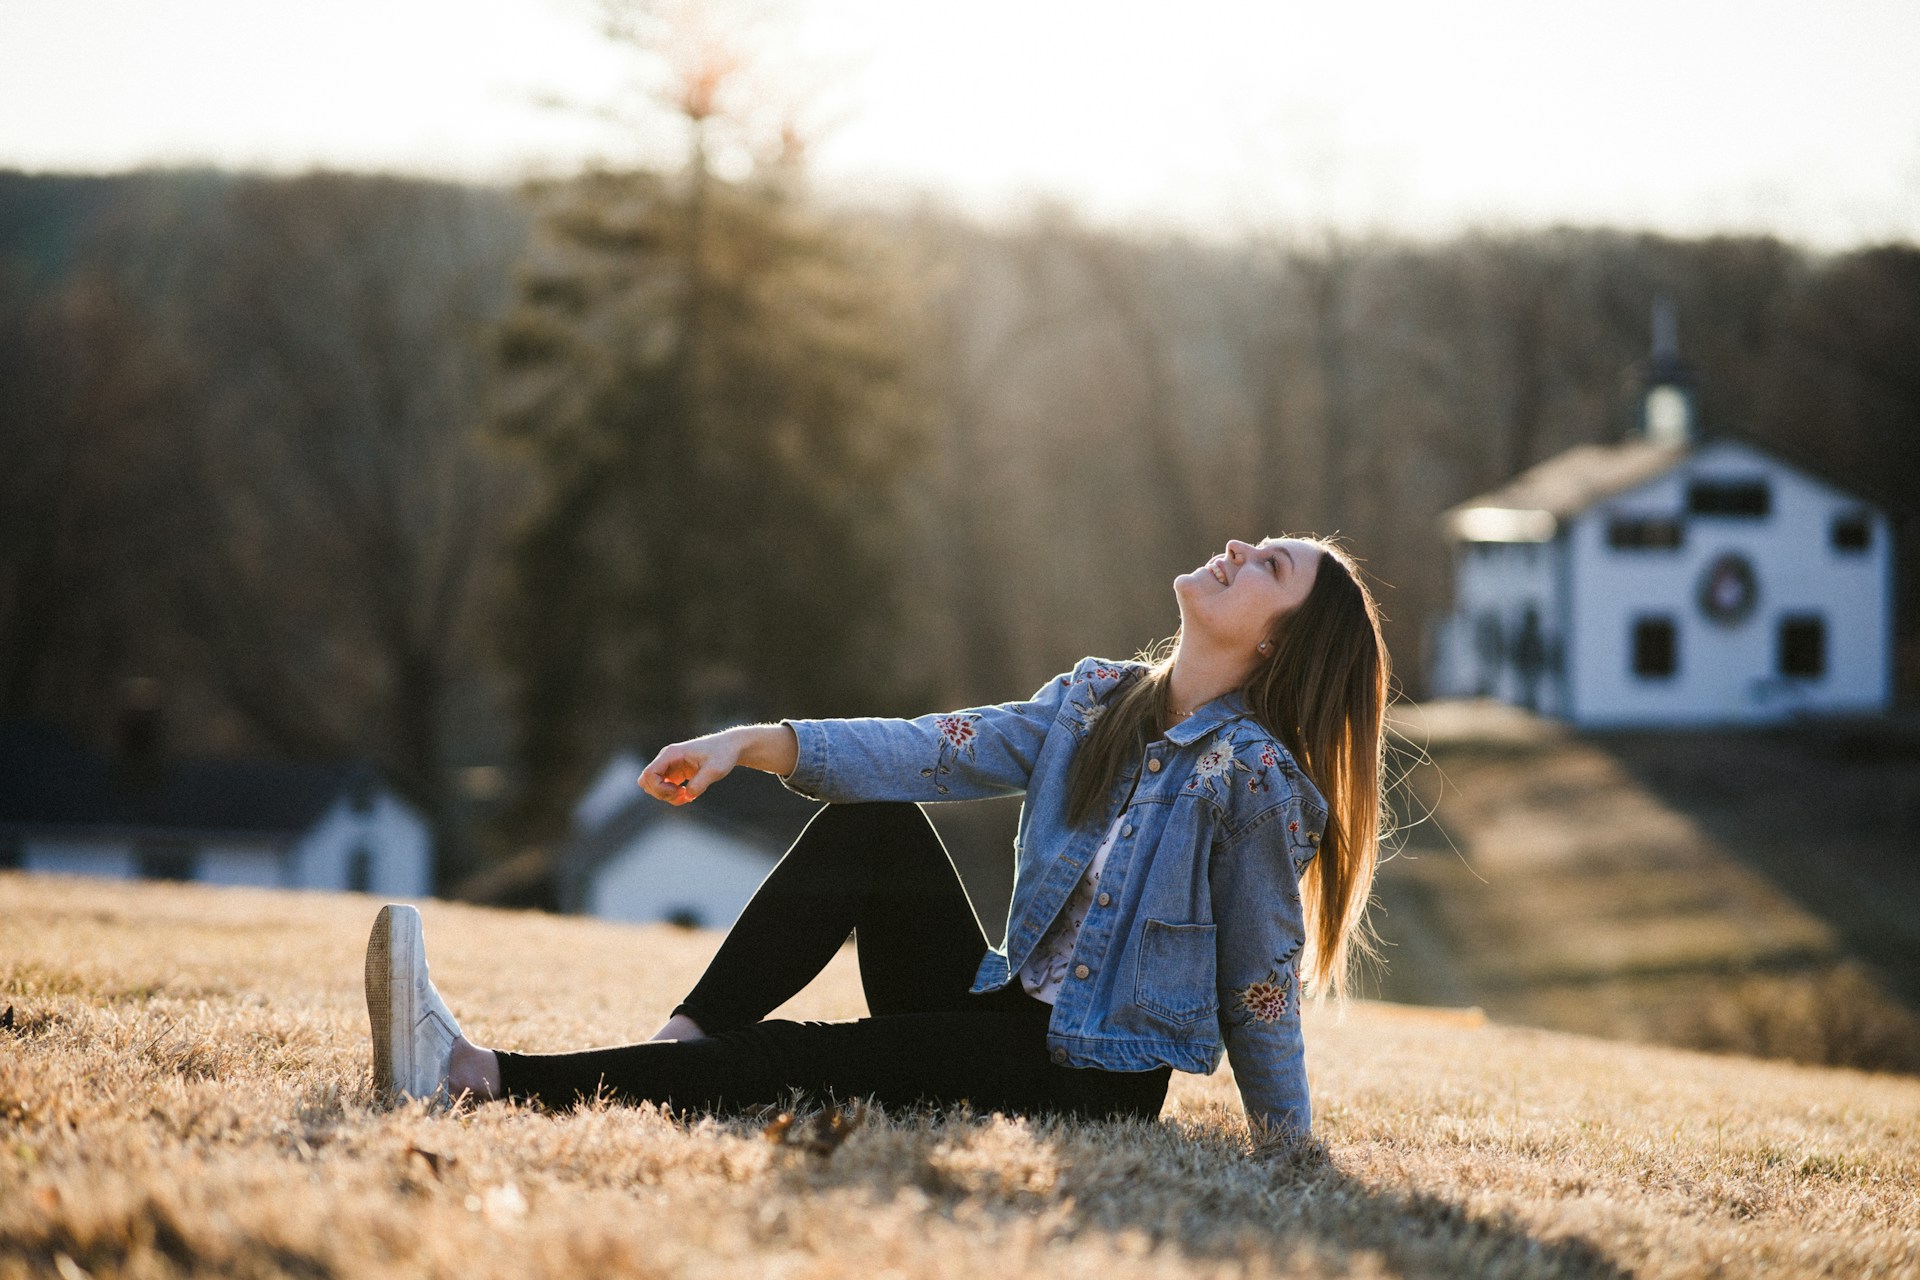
left=1066, top=538, right=1389, bottom=998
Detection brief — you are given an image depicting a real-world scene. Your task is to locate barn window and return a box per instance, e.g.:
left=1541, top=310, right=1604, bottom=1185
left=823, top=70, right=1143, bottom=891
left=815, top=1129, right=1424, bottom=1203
left=1631, top=617, right=1678, bottom=678
left=1778, top=615, right=1826, bottom=679
left=1830, top=512, right=1871, bottom=553
left=347, top=847, right=374, bottom=893
left=138, top=840, right=197, bottom=881
left=1607, top=516, right=1684, bottom=550
left=1472, top=612, right=1505, bottom=694
left=1687, top=478, right=1771, bottom=518
left=1474, top=613, right=1504, bottom=665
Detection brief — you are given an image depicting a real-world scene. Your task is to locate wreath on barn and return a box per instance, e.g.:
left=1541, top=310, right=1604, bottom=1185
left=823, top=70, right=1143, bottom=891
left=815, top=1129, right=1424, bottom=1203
left=1696, top=552, right=1759, bottom=627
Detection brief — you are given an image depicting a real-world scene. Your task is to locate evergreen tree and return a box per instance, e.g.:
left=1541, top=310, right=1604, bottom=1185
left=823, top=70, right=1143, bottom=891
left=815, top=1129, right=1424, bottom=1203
left=493, top=35, right=920, bottom=831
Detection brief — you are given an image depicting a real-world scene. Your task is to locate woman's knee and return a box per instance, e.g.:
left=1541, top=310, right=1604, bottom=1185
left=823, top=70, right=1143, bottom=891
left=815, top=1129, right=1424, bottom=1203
left=799, top=801, right=939, bottom=848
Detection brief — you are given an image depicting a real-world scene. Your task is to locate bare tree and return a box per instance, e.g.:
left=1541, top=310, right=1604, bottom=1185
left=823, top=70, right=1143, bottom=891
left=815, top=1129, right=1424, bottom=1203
left=0, top=266, right=193, bottom=731
left=150, top=174, right=527, bottom=876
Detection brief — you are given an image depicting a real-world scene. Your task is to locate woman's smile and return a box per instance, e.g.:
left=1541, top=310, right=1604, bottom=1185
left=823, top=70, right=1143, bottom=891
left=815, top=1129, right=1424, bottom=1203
left=1175, top=538, right=1325, bottom=654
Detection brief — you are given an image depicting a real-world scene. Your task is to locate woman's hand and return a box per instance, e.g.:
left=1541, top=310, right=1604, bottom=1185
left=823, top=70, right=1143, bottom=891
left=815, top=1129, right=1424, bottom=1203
left=638, top=724, right=798, bottom=805
left=638, top=730, right=742, bottom=805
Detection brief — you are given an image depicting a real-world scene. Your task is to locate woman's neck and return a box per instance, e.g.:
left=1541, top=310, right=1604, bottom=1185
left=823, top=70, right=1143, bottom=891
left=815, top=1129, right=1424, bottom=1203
left=1163, top=642, right=1254, bottom=730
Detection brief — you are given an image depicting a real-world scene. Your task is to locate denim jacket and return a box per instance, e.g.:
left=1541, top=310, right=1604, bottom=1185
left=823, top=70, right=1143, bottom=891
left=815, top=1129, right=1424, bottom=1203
left=782, top=656, right=1326, bottom=1136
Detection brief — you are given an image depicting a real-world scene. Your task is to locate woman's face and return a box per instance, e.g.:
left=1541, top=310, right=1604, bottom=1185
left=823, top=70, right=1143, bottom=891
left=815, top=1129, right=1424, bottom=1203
left=1173, top=537, right=1324, bottom=654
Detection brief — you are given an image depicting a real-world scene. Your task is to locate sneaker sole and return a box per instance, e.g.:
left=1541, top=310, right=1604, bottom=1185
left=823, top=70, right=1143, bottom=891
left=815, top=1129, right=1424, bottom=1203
left=365, top=904, right=419, bottom=1096
left=366, top=907, right=394, bottom=1094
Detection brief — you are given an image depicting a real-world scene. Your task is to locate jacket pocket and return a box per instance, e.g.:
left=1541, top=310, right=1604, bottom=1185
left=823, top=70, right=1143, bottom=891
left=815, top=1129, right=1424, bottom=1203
left=1133, top=919, right=1219, bottom=1027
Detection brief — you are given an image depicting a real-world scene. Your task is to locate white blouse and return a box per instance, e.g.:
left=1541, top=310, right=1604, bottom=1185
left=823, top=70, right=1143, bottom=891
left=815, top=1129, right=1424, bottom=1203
left=1017, top=814, right=1126, bottom=1003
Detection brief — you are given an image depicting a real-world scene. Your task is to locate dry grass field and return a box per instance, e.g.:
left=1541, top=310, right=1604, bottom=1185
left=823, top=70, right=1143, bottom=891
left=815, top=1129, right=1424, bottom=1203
left=4, top=872, right=1919, bottom=1280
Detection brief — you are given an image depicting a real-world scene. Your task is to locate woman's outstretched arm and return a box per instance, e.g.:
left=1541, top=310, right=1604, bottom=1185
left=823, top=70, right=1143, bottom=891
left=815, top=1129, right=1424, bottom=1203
left=638, top=723, right=799, bottom=805
left=641, top=661, right=1124, bottom=810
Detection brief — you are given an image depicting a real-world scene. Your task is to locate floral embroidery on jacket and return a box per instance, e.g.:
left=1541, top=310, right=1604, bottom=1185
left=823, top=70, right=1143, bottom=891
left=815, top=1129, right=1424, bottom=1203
left=1230, top=940, right=1304, bottom=1025
left=1287, top=817, right=1323, bottom=872
left=1192, top=735, right=1235, bottom=782
left=1237, top=741, right=1284, bottom=795
left=921, top=713, right=982, bottom=794
left=1063, top=662, right=1132, bottom=734
left=1186, top=732, right=1271, bottom=800
left=1059, top=663, right=1129, bottom=689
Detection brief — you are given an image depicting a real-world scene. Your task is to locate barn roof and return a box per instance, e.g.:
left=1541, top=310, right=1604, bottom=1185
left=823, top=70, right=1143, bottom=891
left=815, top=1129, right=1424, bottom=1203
left=1443, top=440, right=1696, bottom=542
left=1445, top=440, right=1689, bottom=542
left=0, top=721, right=368, bottom=841
left=1444, top=434, right=1888, bottom=544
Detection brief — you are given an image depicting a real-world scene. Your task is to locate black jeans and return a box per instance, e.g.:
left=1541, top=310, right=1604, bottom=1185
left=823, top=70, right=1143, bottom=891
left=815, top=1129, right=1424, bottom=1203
left=495, top=803, right=1170, bottom=1120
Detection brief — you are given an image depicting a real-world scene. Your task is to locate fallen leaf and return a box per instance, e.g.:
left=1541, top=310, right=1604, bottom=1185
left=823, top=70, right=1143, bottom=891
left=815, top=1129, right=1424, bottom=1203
left=765, top=1101, right=866, bottom=1156
left=406, top=1145, right=455, bottom=1179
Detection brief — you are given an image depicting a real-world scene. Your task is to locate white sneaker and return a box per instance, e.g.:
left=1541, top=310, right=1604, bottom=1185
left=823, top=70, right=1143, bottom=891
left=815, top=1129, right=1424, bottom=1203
left=365, top=903, right=465, bottom=1101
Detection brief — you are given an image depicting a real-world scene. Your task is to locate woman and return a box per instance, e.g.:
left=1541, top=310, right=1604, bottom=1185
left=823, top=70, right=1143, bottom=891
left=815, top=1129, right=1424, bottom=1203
left=365, top=536, right=1388, bottom=1140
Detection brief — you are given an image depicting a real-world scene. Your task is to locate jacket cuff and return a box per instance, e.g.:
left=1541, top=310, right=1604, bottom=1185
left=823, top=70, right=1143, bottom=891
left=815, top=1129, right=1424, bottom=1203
left=778, top=719, right=832, bottom=800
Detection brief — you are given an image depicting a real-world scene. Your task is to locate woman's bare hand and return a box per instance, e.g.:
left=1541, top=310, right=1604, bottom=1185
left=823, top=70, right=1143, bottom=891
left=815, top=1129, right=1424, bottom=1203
left=638, top=731, right=743, bottom=805
left=637, top=724, right=798, bottom=805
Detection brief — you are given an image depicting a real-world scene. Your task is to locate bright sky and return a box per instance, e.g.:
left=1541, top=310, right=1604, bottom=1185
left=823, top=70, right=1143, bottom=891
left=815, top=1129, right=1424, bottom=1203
left=2, top=0, right=1917, bottom=247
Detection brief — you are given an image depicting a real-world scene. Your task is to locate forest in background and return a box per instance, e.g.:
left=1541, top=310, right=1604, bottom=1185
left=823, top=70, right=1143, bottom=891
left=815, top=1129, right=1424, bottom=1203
left=4, top=161, right=1916, bottom=887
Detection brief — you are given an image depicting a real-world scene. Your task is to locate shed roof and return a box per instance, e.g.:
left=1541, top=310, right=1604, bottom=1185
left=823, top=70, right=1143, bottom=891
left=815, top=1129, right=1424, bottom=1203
left=0, top=721, right=368, bottom=840
left=1444, top=440, right=1689, bottom=540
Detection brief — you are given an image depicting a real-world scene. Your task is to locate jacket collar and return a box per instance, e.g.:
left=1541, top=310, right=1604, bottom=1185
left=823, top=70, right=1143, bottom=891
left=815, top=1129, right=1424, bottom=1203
left=1162, top=690, right=1254, bottom=746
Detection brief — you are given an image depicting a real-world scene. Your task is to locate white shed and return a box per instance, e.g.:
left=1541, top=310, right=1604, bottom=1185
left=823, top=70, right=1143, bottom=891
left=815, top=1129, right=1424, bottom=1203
left=557, top=752, right=819, bottom=928
left=0, top=722, right=434, bottom=896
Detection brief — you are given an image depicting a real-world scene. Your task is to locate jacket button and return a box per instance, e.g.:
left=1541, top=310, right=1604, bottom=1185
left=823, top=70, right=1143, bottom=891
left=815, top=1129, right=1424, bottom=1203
left=1307, top=832, right=1321, bottom=846
left=1121, top=824, right=1133, bottom=838
left=1096, top=892, right=1111, bottom=907
left=1073, top=964, right=1091, bottom=980
left=1051, top=1047, right=1068, bottom=1064
left=1147, top=758, right=1162, bottom=773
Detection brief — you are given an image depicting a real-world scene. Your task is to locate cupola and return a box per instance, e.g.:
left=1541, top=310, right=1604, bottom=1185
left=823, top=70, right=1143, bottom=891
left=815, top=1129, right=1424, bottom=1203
left=1638, top=297, right=1696, bottom=445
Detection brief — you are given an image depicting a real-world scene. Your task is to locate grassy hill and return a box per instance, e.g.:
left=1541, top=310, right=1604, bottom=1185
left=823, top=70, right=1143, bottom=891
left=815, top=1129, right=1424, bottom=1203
left=1370, top=702, right=1920, bottom=1075
left=2, top=872, right=1917, bottom=1279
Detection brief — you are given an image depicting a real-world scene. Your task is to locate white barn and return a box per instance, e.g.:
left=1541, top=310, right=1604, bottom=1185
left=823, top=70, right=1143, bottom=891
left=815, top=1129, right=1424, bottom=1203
left=0, top=722, right=434, bottom=896
left=1430, top=435, right=1893, bottom=726
left=557, top=750, right=819, bottom=928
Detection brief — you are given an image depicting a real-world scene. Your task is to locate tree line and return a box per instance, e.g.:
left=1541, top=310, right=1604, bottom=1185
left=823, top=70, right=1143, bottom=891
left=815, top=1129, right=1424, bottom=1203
left=3, top=163, right=1915, bottom=888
